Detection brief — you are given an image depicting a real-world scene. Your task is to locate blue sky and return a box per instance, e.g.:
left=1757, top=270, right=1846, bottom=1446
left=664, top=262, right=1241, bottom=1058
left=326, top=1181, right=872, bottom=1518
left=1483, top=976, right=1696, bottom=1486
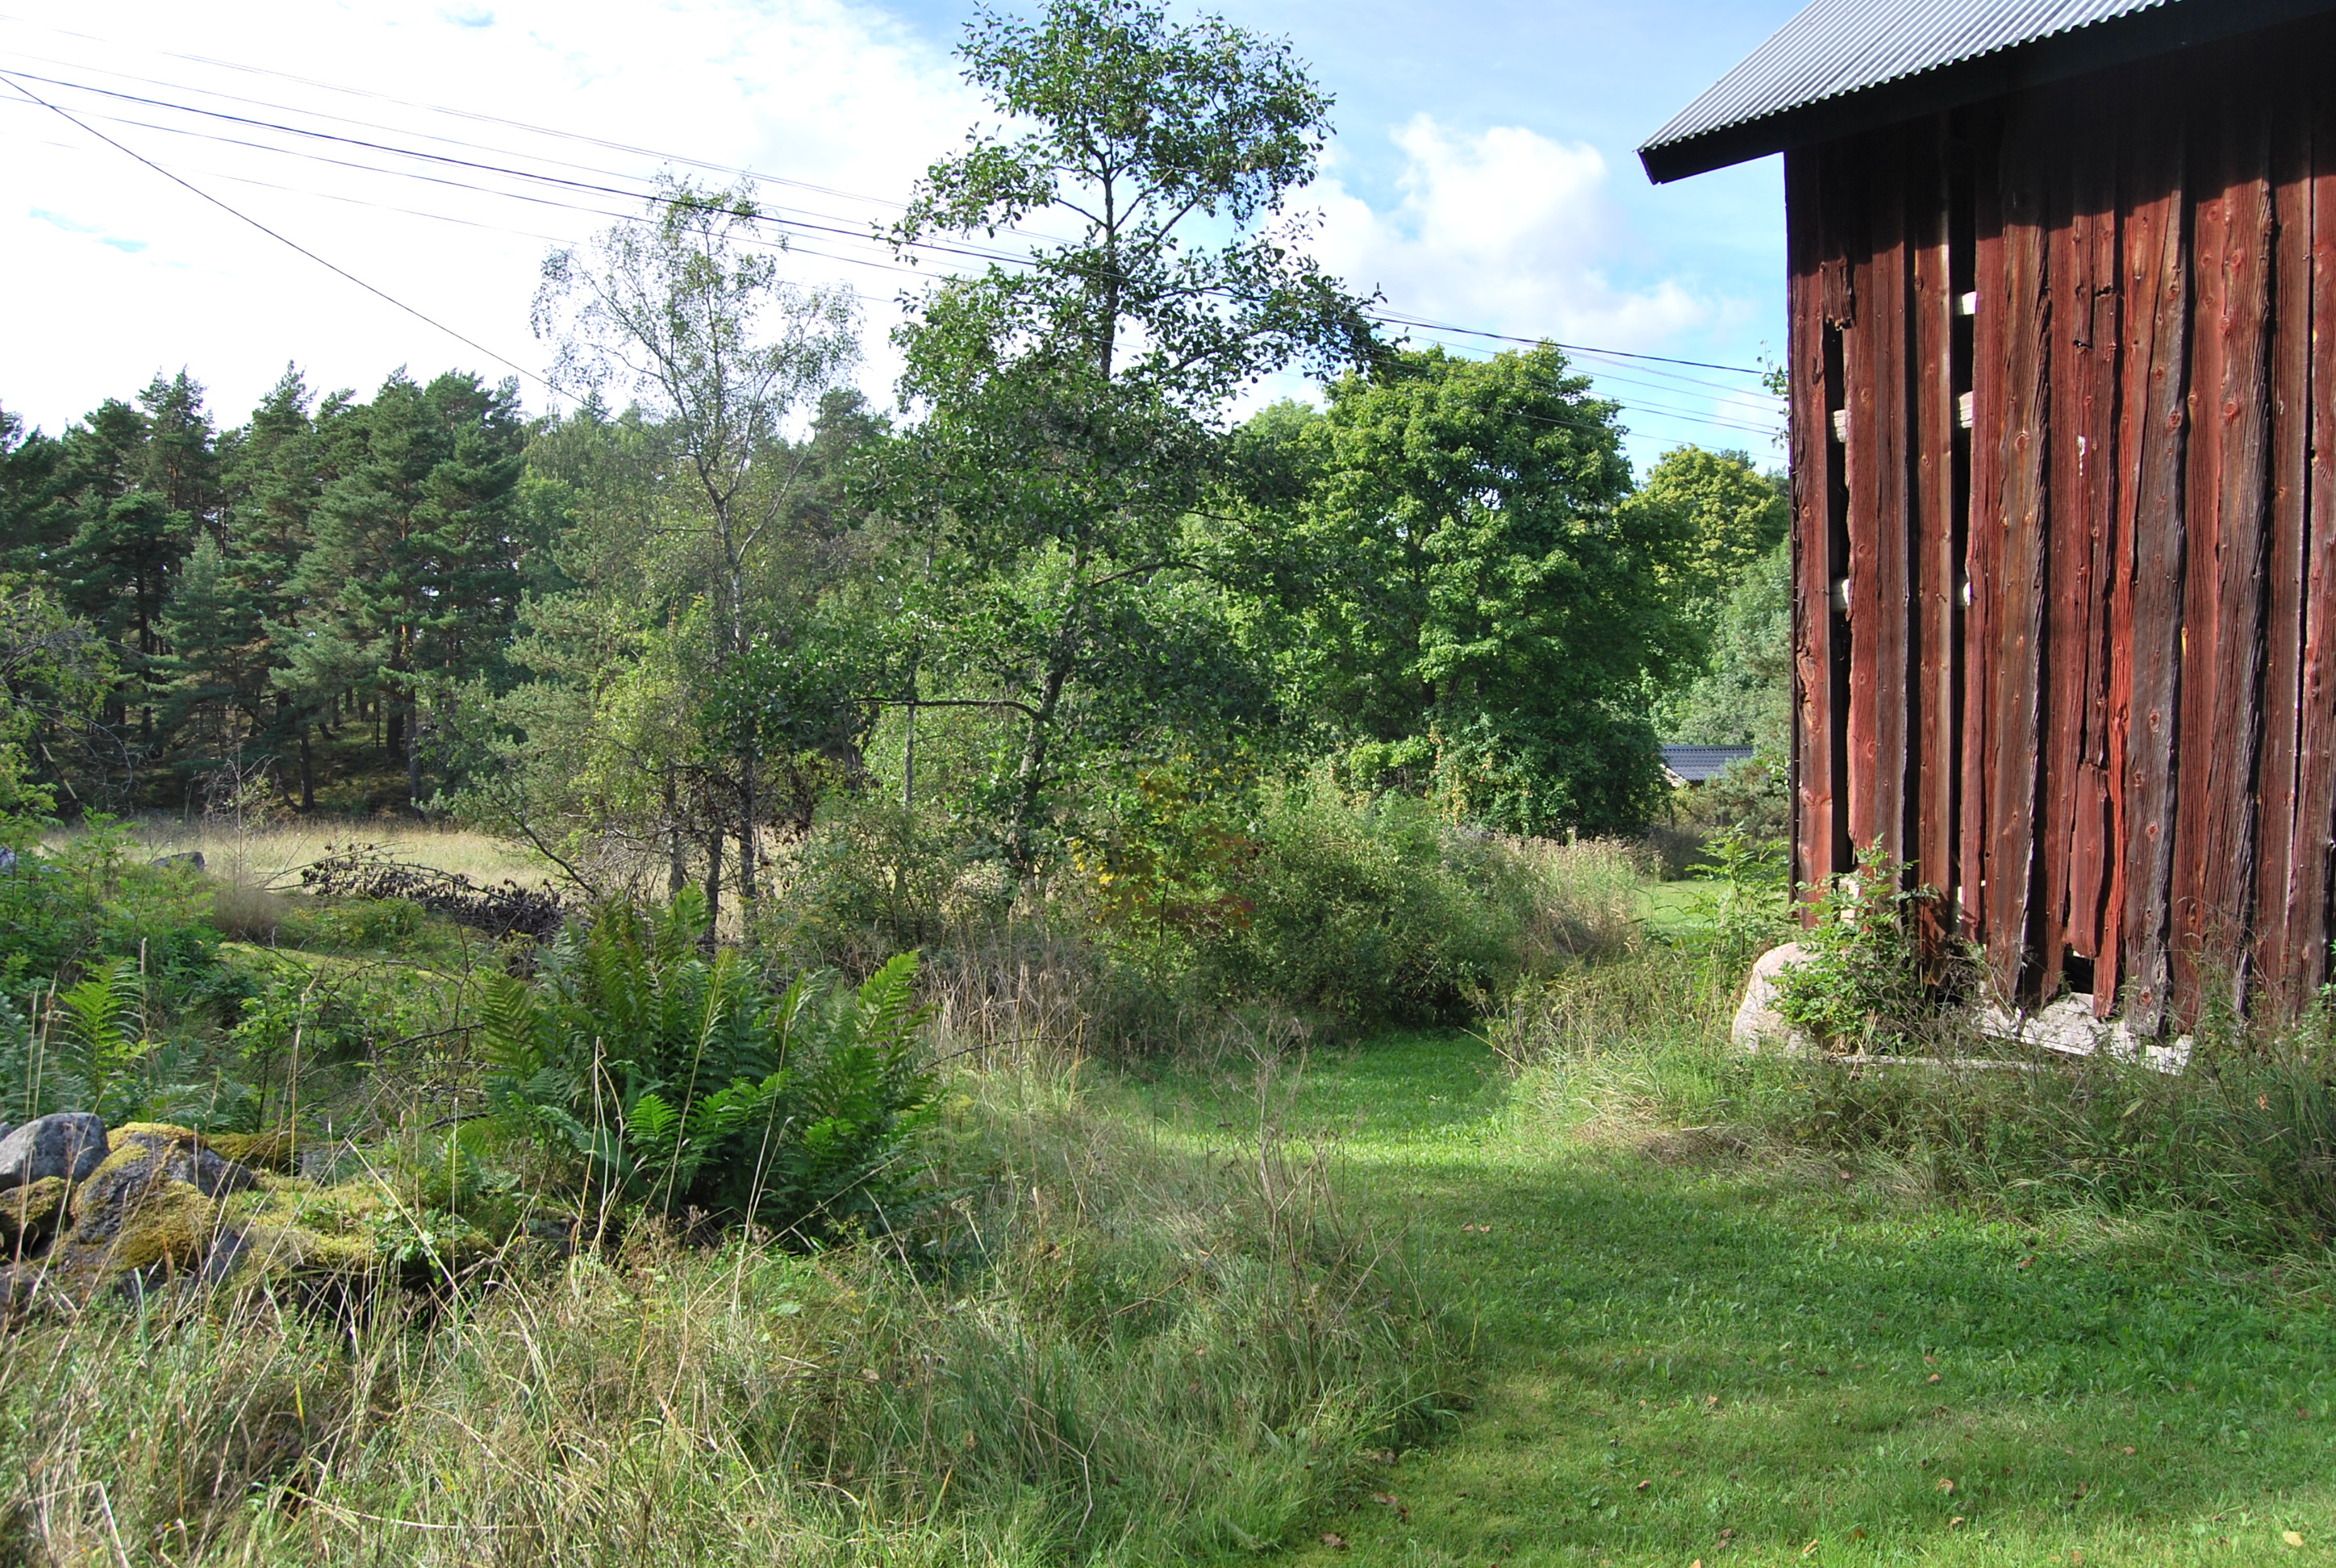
left=0, top=0, right=1800, bottom=467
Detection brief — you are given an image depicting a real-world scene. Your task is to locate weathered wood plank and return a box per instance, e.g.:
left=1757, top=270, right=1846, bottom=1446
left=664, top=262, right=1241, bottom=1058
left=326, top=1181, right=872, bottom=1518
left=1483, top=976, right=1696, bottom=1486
left=1911, top=115, right=1961, bottom=932
left=2285, top=82, right=2336, bottom=1007
left=2042, top=90, right=2119, bottom=990
left=2254, top=83, right=2315, bottom=1014
left=1984, top=102, right=2053, bottom=1001
left=1786, top=144, right=1838, bottom=916
left=1963, top=110, right=2005, bottom=944
left=2084, top=107, right=2139, bottom=995
left=2170, top=89, right=2274, bottom=1021
left=1846, top=127, right=1914, bottom=867
left=2115, top=90, right=2190, bottom=1036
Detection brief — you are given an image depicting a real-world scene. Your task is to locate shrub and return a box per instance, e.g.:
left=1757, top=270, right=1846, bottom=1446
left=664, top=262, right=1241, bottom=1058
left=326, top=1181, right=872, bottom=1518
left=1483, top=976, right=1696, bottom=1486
left=1771, top=843, right=1965, bottom=1053
left=1203, top=783, right=1521, bottom=1024
left=1197, top=781, right=1649, bottom=1025
left=0, top=819, right=222, bottom=1008
left=760, top=797, right=1008, bottom=972
left=479, top=890, right=937, bottom=1240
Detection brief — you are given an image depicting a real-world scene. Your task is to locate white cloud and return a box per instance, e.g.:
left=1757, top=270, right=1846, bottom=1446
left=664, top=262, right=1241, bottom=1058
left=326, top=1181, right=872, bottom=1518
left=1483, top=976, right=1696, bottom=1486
left=1308, top=114, right=1708, bottom=352
left=0, top=0, right=981, bottom=432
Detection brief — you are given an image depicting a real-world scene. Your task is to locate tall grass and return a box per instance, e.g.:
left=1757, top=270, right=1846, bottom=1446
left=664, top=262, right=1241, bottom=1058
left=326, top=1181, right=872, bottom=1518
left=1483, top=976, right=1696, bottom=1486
left=1489, top=924, right=2336, bottom=1258
left=0, top=1061, right=1454, bottom=1566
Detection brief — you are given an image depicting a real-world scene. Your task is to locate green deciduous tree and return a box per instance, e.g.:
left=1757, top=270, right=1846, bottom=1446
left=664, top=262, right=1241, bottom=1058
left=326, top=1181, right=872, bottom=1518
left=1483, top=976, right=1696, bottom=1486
left=1663, top=536, right=1792, bottom=757
left=532, top=177, right=862, bottom=922
left=1620, top=444, right=1787, bottom=626
left=0, top=582, right=114, bottom=824
left=888, top=0, right=1378, bottom=874
left=1261, top=346, right=1696, bottom=837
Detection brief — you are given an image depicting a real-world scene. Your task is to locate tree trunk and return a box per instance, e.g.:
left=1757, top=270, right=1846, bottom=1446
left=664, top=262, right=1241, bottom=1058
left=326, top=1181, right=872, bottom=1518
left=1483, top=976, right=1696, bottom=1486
left=1005, top=650, right=1075, bottom=877
left=665, top=773, right=687, bottom=901
left=903, top=696, right=917, bottom=810
left=738, top=753, right=757, bottom=910
left=298, top=726, right=315, bottom=811
left=702, top=830, right=724, bottom=949
left=406, top=701, right=423, bottom=814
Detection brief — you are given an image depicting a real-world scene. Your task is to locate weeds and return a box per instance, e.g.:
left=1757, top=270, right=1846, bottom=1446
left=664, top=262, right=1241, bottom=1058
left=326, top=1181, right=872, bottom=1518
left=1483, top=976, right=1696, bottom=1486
left=0, top=1061, right=1454, bottom=1566
left=1488, top=899, right=2336, bottom=1258
left=1770, top=843, right=1968, bottom=1054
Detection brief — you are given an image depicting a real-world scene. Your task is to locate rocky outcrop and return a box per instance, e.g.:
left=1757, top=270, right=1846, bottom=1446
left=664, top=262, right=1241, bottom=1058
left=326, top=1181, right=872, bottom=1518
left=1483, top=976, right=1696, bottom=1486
left=0, top=1113, right=109, bottom=1189
left=23, top=1124, right=259, bottom=1303
left=0, top=1116, right=490, bottom=1320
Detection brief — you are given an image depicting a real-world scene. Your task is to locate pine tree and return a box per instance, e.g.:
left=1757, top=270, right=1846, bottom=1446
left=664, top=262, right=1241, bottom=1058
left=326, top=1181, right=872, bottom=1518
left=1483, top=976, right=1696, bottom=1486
left=284, top=369, right=529, bottom=809
left=0, top=407, right=65, bottom=578
left=152, top=533, right=269, bottom=778
left=225, top=368, right=327, bottom=803
left=136, top=370, right=223, bottom=538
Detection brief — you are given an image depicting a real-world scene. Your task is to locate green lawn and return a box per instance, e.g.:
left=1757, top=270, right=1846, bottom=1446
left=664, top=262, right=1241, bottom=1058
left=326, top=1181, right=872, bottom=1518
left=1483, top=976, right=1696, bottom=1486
left=1139, top=1031, right=2336, bottom=1566
left=1640, top=878, right=1718, bottom=937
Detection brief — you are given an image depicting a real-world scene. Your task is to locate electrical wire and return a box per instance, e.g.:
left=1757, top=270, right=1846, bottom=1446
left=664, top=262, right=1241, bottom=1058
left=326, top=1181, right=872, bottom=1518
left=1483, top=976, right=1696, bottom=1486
left=0, top=21, right=1772, bottom=380
left=0, top=71, right=553, bottom=393
left=1, top=40, right=1780, bottom=440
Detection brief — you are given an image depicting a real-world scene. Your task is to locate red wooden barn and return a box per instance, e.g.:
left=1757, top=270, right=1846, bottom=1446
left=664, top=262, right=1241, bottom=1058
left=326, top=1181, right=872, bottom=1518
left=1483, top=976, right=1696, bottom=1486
left=1645, top=0, right=2336, bottom=1032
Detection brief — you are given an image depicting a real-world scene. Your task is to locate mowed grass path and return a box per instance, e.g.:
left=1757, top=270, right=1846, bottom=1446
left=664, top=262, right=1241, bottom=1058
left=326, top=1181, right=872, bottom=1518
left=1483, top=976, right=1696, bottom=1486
left=1141, top=1032, right=2336, bottom=1566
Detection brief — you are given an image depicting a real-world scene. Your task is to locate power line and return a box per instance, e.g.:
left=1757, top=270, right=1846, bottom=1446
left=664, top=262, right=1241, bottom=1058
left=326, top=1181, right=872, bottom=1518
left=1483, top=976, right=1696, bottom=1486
left=0, top=70, right=551, bottom=393
left=0, top=23, right=1773, bottom=379
left=1373, top=311, right=1770, bottom=377
left=0, top=68, right=1035, bottom=273
left=5, top=92, right=1782, bottom=440
left=8, top=102, right=1775, bottom=446
left=2, top=47, right=1780, bottom=440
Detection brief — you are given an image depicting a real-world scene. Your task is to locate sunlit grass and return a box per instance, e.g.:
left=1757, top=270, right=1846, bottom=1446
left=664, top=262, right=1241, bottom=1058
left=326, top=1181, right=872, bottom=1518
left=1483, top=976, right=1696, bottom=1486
left=1137, top=1031, right=2336, bottom=1566
left=56, top=814, right=554, bottom=890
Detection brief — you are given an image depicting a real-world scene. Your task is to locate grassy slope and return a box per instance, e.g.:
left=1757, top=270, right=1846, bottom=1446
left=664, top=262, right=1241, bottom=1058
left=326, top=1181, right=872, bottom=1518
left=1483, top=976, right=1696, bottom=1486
left=1141, top=1031, right=2336, bottom=1566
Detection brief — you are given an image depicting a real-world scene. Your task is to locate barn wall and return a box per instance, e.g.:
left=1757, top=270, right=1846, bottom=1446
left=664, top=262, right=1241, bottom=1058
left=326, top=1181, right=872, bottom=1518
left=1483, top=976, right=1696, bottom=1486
left=1785, top=14, right=2336, bottom=1026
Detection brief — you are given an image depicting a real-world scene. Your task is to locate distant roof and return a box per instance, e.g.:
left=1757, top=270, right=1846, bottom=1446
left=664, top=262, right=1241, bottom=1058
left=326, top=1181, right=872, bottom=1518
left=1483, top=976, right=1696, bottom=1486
left=1662, top=744, right=1757, bottom=785
left=1640, top=0, right=2336, bottom=182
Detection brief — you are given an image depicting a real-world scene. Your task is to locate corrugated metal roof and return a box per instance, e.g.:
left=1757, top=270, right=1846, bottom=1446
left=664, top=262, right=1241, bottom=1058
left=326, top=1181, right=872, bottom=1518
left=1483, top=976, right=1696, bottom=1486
left=1661, top=744, right=1758, bottom=783
left=1644, top=0, right=2169, bottom=162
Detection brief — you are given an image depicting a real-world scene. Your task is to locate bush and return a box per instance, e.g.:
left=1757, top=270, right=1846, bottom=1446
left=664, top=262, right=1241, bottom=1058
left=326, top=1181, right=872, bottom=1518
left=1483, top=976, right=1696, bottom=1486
left=0, top=819, right=222, bottom=1008
left=1192, top=780, right=1645, bottom=1026
left=1197, top=786, right=1520, bottom=1024
left=479, top=890, right=937, bottom=1240
left=761, top=797, right=1011, bottom=973
left=1771, top=843, right=1967, bottom=1053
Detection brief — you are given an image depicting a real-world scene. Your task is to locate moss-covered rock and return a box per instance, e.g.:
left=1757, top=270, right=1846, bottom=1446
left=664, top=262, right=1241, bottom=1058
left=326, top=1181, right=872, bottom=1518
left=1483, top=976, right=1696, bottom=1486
left=87, top=1178, right=236, bottom=1276
left=1, top=1125, right=515, bottom=1320
left=203, top=1130, right=302, bottom=1172
left=74, top=1125, right=255, bottom=1243
left=0, top=1177, right=65, bottom=1253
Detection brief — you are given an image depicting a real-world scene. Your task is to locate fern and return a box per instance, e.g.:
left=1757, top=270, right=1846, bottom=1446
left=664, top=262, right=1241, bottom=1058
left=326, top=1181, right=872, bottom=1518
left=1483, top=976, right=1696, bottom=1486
left=481, top=897, right=936, bottom=1239
left=56, top=961, right=156, bottom=1123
